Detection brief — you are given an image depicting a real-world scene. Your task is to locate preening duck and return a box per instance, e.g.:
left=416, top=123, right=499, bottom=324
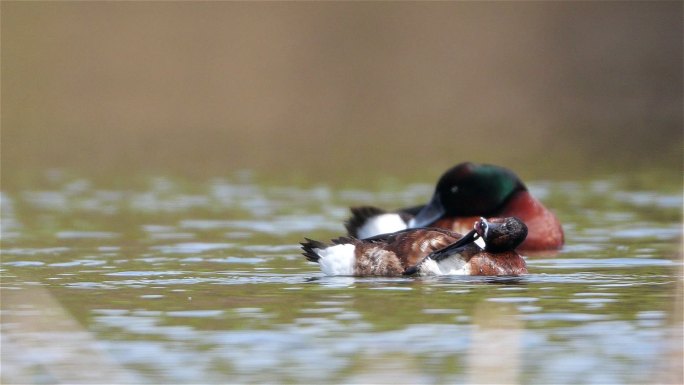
left=303, top=217, right=528, bottom=277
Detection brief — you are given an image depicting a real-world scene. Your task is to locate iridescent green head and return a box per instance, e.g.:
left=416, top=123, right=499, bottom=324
left=410, top=162, right=526, bottom=227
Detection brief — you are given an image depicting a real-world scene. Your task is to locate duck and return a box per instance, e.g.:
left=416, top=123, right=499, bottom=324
left=345, top=162, right=563, bottom=251
left=302, top=217, right=528, bottom=277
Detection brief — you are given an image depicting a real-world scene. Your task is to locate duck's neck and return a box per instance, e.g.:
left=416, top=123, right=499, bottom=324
left=500, top=190, right=564, bottom=251
left=499, top=190, right=545, bottom=219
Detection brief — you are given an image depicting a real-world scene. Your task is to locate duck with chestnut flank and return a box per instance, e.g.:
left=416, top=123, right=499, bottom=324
left=302, top=217, right=528, bottom=277
left=345, top=162, right=563, bottom=251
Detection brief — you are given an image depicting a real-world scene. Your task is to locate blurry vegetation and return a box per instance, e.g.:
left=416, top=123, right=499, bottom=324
left=2, top=2, right=682, bottom=187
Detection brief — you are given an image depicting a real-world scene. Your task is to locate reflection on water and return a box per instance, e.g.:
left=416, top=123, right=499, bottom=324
left=1, top=173, right=682, bottom=384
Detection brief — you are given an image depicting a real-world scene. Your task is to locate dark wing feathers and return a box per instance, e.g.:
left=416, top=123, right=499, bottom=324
left=331, top=236, right=358, bottom=245
left=384, top=229, right=462, bottom=268
left=362, top=226, right=457, bottom=243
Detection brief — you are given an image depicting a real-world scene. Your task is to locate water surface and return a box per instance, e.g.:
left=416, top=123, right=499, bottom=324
left=1, top=172, right=682, bottom=384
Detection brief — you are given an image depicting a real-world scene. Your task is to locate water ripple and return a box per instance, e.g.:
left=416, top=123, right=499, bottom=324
left=150, top=242, right=234, bottom=254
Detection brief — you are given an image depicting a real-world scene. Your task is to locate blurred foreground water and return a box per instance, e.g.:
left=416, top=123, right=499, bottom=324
left=1, top=171, right=682, bottom=384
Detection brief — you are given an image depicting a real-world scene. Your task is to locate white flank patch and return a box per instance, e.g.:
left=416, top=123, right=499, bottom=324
left=315, top=244, right=355, bottom=276
left=418, top=257, right=470, bottom=276
left=356, top=214, right=408, bottom=239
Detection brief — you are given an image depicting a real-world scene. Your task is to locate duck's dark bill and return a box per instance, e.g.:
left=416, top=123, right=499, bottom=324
left=428, top=229, right=479, bottom=262
left=408, top=193, right=444, bottom=228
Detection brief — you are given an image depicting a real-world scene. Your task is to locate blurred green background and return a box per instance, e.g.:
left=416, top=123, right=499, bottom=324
left=2, top=1, right=682, bottom=187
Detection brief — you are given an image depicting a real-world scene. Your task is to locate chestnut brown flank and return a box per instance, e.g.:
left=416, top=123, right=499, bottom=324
left=468, top=251, right=528, bottom=275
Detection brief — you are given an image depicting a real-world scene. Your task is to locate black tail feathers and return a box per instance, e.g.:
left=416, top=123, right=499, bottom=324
left=300, top=238, right=327, bottom=263
left=344, top=206, right=387, bottom=236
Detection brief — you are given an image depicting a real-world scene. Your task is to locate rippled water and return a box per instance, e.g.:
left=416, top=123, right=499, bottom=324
left=1, top=172, right=682, bottom=384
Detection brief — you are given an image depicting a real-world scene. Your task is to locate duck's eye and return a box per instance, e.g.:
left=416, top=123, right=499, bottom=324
left=450, top=186, right=459, bottom=194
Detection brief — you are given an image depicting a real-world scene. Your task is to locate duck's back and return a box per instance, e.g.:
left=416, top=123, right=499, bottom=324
left=349, top=228, right=463, bottom=275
